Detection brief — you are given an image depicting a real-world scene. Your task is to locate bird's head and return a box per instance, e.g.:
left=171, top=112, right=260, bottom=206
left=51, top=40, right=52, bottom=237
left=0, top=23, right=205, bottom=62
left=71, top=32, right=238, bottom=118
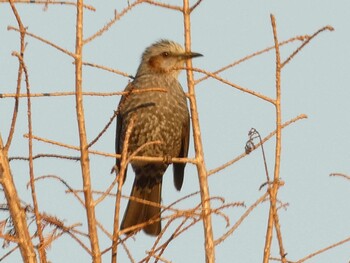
left=136, top=39, right=202, bottom=78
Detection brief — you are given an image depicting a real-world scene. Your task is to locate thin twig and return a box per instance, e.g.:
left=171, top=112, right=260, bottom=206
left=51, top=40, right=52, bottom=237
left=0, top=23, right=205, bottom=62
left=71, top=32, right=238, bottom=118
left=208, top=114, right=307, bottom=176
left=329, top=173, right=350, bottom=180
left=144, top=0, right=182, bottom=11
left=190, top=0, right=203, bottom=12
left=5, top=2, right=40, bottom=263
left=215, top=192, right=268, bottom=246
left=0, top=0, right=96, bottom=11
left=82, top=61, right=132, bottom=78
left=33, top=175, right=85, bottom=206
left=4, top=26, right=24, bottom=151
left=8, top=26, right=76, bottom=58
left=83, top=0, right=145, bottom=44
left=0, top=88, right=166, bottom=98
left=9, top=153, right=80, bottom=161
left=195, top=35, right=307, bottom=84
left=14, top=51, right=47, bottom=262
left=191, top=67, right=275, bottom=104
left=281, top=26, right=334, bottom=68
left=295, top=236, right=350, bottom=263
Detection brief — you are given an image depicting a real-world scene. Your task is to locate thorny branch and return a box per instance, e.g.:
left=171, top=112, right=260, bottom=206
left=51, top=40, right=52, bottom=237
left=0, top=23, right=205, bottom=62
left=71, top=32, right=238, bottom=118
left=74, top=0, right=101, bottom=262
left=262, top=14, right=287, bottom=263
left=183, top=1, right=214, bottom=263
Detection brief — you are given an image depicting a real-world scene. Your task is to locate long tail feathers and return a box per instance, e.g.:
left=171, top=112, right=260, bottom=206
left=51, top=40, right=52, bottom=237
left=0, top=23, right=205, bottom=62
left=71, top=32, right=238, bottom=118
left=120, top=180, right=162, bottom=236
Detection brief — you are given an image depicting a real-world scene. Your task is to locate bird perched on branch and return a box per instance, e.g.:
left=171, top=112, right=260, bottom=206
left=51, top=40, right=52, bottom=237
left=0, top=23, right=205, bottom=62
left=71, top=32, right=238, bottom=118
left=115, top=40, right=202, bottom=236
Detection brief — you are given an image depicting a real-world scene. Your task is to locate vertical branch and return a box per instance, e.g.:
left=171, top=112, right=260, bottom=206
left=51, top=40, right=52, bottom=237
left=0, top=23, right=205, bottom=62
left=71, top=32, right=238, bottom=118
left=182, top=1, right=215, bottom=263
left=111, top=115, right=135, bottom=263
left=263, top=14, right=287, bottom=263
left=22, top=57, right=47, bottom=263
left=7, top=1, right=45, bottom=262
left=5, top=0, right=24, bottom=151
left=75, top=1, right=101, bottom=262
left=0, top=136, right=36, bottom=263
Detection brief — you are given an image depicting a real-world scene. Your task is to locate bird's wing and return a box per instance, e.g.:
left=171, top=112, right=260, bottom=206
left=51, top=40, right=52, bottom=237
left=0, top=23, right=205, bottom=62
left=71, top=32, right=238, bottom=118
left=173, top=113, right=190, bottom=191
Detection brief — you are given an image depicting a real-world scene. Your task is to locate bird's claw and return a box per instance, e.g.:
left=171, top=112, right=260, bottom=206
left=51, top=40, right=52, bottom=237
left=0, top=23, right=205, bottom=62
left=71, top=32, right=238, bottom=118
left=162, top=155, right=172, bottom=165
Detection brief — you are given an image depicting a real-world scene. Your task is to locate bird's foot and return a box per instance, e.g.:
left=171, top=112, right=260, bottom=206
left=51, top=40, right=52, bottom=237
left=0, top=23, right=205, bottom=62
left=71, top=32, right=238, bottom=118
left=162, top=155, right=172, bottom=165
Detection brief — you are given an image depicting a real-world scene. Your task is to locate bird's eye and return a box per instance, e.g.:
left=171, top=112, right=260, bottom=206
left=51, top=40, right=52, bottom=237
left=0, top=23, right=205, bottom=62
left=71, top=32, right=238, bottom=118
left=162, top=52, right=169, bottom=57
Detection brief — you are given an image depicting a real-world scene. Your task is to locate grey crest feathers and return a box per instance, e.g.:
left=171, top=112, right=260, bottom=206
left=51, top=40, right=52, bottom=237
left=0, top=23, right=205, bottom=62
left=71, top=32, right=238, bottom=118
left=136, top=39, right=202, bottom=78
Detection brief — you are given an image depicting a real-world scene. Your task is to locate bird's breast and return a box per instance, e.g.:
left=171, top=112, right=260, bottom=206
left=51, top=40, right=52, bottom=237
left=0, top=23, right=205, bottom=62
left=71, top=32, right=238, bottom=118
left=120, top=77, right=189, bottom=158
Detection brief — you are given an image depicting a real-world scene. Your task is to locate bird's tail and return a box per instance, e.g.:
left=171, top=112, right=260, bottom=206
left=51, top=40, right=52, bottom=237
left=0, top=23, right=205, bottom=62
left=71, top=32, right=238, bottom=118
left=120, top=179, right=162, bottom=236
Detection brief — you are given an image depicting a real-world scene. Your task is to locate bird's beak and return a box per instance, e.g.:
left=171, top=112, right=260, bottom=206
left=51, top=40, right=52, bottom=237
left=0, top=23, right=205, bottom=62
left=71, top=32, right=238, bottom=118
left=181, top=52, right=203, bottom=60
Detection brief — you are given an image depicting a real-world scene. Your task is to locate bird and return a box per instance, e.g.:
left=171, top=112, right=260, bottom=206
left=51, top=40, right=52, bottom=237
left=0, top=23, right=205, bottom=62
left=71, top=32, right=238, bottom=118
left=115, top=39, right=202, bottom=236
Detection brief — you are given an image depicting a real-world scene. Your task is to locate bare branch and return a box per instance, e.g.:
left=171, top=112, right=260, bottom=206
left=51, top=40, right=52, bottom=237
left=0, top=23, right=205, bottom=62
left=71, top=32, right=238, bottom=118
left=295, top=236, right=350, bottom=263
left=262, top=14, right=287, bottom=263
left=1, top=88, right=166, bottom=98
left=74, top=1, right=101, bottom=261
left=183, top=1, right=215, bottom=262
left=0, top=0, right=96, bottom=11
left=84, top=0, right=145, bottom=44
left=329, top=173, right=350, bottom=180
left=8, top=26, right=76, bottom=57
left=208, top=114, right=307, bottom=176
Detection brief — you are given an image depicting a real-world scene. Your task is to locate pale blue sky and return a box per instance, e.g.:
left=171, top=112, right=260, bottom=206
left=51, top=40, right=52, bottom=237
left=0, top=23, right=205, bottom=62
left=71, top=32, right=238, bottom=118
left=1, top=1, right=350, bottom=262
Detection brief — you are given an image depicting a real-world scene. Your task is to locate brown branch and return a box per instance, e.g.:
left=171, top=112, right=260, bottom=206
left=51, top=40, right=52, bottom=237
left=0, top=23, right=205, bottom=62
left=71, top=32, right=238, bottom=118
left=11, top=42, right=47, bottom=261
left=0, top=88, right=166, bottom=98
left=0, top=0, right=96, bottom=10
left=111, top=114, right=135, bottom=263
left=9, top=153, right=80, bottom=161
left=281, top=25, right=334, bottom=68
left=88, top=110, right=118, bottom=148
left=215, top=192, right=269, bottom=246
left=13, top=51, right=47, bottom=262
left=191, top=67, right=275, bottom=104
left=144, top=0, right=182, bottom=11
left=142, top=196, right=229, bottom=263
left=0, top=135, right=36, bottom=263
left=329, top=173, right=350, bottom=180
left=24, top=133, right=197, bottom=165
left=195, top=25, right=332, bottom=86
left=93, top=175, right=118, bottom=207
left=263, top=14, right=287, bottom=263
left=183, top=1, right=215, bottom=263
left=0, top=232, right=19, bottom=243
left=190, top=0, right=203, bottom=12
left=33, top=175, right=85, bottom=206
left=141, top=211, right=201, bottom=263
left=8, top=26, right=76, bottom=58
left=295, top=236, right=350, bottom=263
left=83, top=0, right=145, bottom=44
left=74, top=1, right=101, bottom=262
left=82, top=61, right=132, bottom=78
left=6, top=2, right=42, bottom=262
left=4, top=21, right=25, bottom=152
left=144, top=192, right=201, bottom=262
left=0, top=244, right=21, bottom=261
left=195, top=35, right=307, bottom=84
